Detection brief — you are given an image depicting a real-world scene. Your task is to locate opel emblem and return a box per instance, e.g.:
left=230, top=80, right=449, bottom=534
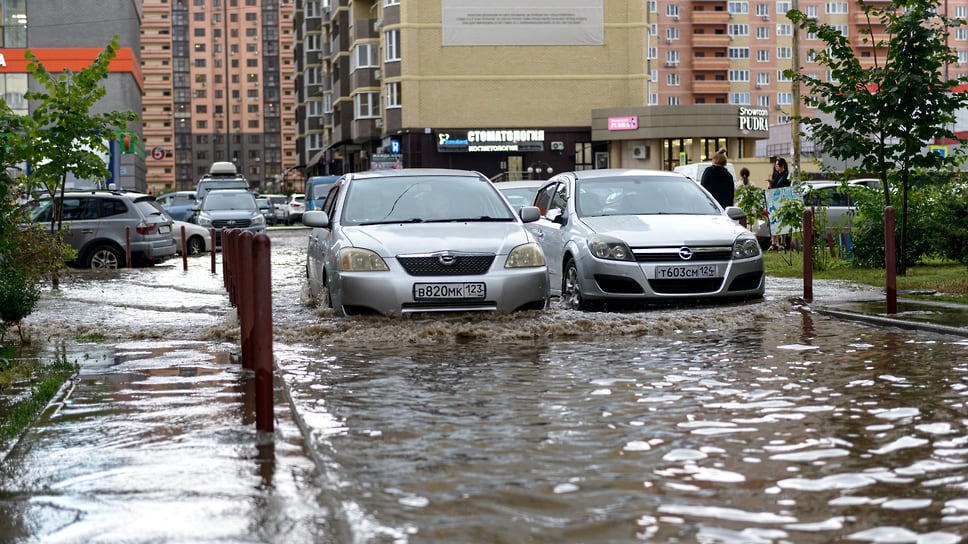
left=438, top=254, right=456, bottom=266
left=228, top=220, right=236, bottom=225
left=678, top=247, right=693, bottom=260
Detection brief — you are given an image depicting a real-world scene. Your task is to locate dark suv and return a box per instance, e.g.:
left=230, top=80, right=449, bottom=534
left=27, top=191, right=178, bottom=269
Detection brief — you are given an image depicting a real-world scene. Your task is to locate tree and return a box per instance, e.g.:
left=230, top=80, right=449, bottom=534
left=787, top=0, right=968, bottom=274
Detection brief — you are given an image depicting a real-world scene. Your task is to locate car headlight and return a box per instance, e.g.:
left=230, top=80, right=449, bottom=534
left=251, top=213, right=265, bottom=226
left=197, top=214, right=212, bottom=227
left=732, top=235, right=761, bottom=259
left=339, top=247, right=389, bottom=271
left=588, top=235, right=634, bottom=261
left=505, top=242, right=545, bottom=268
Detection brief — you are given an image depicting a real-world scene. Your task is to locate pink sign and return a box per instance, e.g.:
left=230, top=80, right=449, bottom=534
left=608, top=116, right=638, bottom=130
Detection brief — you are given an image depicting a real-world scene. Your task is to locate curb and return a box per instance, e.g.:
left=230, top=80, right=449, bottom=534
left=815, top=306, right=968, bottom=339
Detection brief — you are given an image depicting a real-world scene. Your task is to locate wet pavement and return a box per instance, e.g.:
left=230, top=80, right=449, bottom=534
left=2, top=228, right=968, bottom=543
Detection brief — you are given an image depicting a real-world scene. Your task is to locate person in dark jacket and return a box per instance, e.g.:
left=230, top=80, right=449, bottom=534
left=769, top=157, right=790, bottom=188
left=700, top=148, right=734, bottom=209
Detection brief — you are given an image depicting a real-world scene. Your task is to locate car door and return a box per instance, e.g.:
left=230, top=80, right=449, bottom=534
left=307, top=181, right=342, bottom=289
left=527, top=180, right=568, bottom=292
left=60, top=197, right=102, bottom=253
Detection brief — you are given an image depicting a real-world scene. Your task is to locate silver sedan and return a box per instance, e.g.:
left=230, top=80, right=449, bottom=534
left=304, top=169, right=549, bottom=316
left=527, top=169, right=765, bottom=310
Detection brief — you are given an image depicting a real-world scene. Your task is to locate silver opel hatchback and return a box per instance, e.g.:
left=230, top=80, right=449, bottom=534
left=527, top=169, right=764, bottom=310
left=303, top=169, right=549, bottom=316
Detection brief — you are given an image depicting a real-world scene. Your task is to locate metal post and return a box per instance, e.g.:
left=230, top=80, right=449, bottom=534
left=181, top=225, right=188, bottom=271
left=125, top=226, right=132, bottom=268
left=885, top=206, right=897, bottom=314
left=211, top=228, right=217, bottom=274
left=252, top=234, right=274, bottom=432
left=803, top=209, right=813, bottom=302
left=239, top=231, right=255, bottom=371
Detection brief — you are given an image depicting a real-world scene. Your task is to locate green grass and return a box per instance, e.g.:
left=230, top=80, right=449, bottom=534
left=0, top=354, right=76, bottom=444
left=74, top=332, right=106, bottom=343
left=764, top=251, right=968, bottom=303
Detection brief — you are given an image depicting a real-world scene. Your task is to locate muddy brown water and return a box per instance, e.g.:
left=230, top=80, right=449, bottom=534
left=4, top=229, right=968, bottom=543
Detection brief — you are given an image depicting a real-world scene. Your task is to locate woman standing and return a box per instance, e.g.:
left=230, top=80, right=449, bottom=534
left=700, top=148, right=735, bottom=209
left=769, top=157, right=790, bottom=188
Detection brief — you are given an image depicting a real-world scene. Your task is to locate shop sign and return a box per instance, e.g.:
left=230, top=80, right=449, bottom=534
left=371, top=153, right=402, bottom=169
left=437, top=129, right=545, bottom=152
left=607, top=116, right=638, bottom=131
left=738, top=107, right=770, bottom=132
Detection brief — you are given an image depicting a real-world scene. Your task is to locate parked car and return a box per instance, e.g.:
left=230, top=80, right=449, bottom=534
left=527, top=169, right=764, bottom=310
left=256, top=197, right=277, bottom=225
left=757, top=178, right=880, bottom=244
left=26, top=191, right=177, bottom=269
left=496, top=179, right=545, bottom=212
left=170, top=220, right=212, bottom=256
left=155, top=191, right=197, bottom=222
left=303, top=169, right=549, bottom=316
left=304, top=175, right=340, bottom=211
left=192, top=189, right=265, bottom=245
left=288, top=194, right=306, bottom=224
left=262, top=194, right=290, bottom=224
left=195, top=161, right=250, bottom=200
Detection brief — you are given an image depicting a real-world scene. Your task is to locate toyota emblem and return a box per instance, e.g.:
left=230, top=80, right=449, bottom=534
left=678, top=247, right=693, bottom=260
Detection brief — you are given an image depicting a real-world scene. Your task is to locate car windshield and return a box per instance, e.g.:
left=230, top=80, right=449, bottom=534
left=577, top=175, right=721, bottom=217
left=499, top=187, right=538, bottom=208
left=342, top=175, right=516, bottom=225
left=202, top=192, right=256, bottom=210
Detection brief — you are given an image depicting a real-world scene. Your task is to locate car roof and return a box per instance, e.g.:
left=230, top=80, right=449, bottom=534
left=571, top=169, right=691, bottom=181
left=495, top=180, right=545, bottom=189
left=345, top=168, right=488, bottom=181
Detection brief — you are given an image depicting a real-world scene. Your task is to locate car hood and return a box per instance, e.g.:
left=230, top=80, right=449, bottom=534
left=202, top=209, right=259, bottom=219
left=341, top=222, right=532, bottom=256
left=579, top=214, right=748, bottom=246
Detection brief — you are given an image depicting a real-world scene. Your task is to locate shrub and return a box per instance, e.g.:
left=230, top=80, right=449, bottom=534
left=930, top=184, right=968, bottom=265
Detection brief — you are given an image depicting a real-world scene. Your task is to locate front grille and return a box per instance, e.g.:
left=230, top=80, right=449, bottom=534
left=648, top=277, right=724, bottom=294
left=212, top=218, right=252, bottom=229
left=401, top=300, right=497, bottom=312
left=634, top=246, right=732, bottom=263
left=398, top=255, right=495, bottom=276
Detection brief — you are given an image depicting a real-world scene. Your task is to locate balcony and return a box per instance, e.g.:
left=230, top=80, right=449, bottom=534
left=691, top=80, right=731, bottom=93
left=691, top=34, right=730, bottom=47
left=692, top=11, right=729, bottom=24
left=692, top=57, right=730, bottom=70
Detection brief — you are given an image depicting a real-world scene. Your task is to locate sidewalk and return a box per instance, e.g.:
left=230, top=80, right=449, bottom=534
left=815, top=295, right=968, bottom=339
left=0, top=340, right=331, bottom=544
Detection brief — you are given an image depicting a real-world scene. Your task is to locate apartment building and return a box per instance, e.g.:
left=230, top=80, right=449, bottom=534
left=0, top=0, right=144, bottom=190
left=141, top=0, right=298, bottom=194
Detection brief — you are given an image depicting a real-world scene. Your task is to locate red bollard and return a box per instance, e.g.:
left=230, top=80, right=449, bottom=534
left=252, top=234, right=274, bottom=432
left=211, top=228, right=217, bottom=274
left=125, top=226, right=132, bottom=268
left=885, top=206, right=897, bottom=314
left=238, top=231, right=255, bottom=371
left=803, top=209, right=813, bottom=302
left=221, top=228, right=230, bottom=292
left=181, top=225, right=188, bottom=271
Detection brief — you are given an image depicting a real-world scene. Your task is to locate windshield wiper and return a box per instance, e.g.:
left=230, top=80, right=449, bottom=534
left=359, top=218, right=424, bottom=225
left=425, top=216, right=513, bottom=223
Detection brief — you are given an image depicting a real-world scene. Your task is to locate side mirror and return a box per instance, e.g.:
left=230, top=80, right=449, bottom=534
left=519, top=206, right=540, bottom=223
left=303, top=210, right=330, bottom=228
left=547, top=208, right=566, bottom=225
left=725, top=206, right=747, bottom=221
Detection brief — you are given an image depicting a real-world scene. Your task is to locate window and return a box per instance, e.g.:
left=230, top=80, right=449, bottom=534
left=825, top=2, right=848, bottom=14
left=666, top=50, right=680, bottom=64
left=307, top=99, right=323, bottom=116
left=805, top=5, right=818, bottom=17
left=648, top=47, right=658, bottom=59
left=959, top=50, right=967, bottom=64
left=729, top=47, right=750, bottom=59
left=728, top=1, right=749, bottom=14
left=248, top=105, right=259, bottom=113
left=831, top=24, right=849, bottom=37
left=777, top=69, right=792, bottom=81
left=667, top=96, right=680, bottom=105
left=649, top=93, right=659, bottom=105
left=306, top=67, right=320, bottom=85
left=194, top=58, right=206, bottom=67
left=806, top=50, right=817, bottom=63
left=306, top=1, right=319, bottom=17
left=729, top=92, right=750, bottom=104
left=758, top=95, right=770, bottom=107
left=194, top=12, right=205, bottom=21
left=757, top=72, right=770, bottom=86
left=352, top=43, right=379, bottom=70
left=197, top=120, right=207, bottom=129
left=354, top=91, right=380, bottom=118
left=247, top=73, right=258, bottom=83
left=777, top=114, right=791, bottom=123
left=777, top=23, right=792, bottom=36
left=245, top=12, right=257, bottom=21
left=826, top=70, right=839, bottom=82
left=957, top=6, right=967, bottom=17
left=385, top=81, right=402, bottom=108
left=307, top=133, right=324, bottom=150
left=777, top=92, right=792, bottom=105
left=666, top=27, right=679, bottom=41
left=729, top=24, right=749, bottom=37
left=648, top=0, right=657, bottom=12
left=249, top=120, right=260, bottom=128
left=756, top=27, right=769, bottom=39
left=755, top=4, right=769, bottom=16
left=729, top=70, right=750, bottom=82
left=757, top=49, right=769, bottom=61
left=306, top=33, right=321, bottom=50
left=776, top=1, right=791, bottom=15
left=650, top=23, right=658, bottom=35
left=667, top=73, right=680, bottom=85
left=385, top=0, right=399, bottom=5
left=246, top=28, right=257, bottom=37
left=385, top=29, right=401, bottom=61
left=666, top=4, right=679, bottom=17
left=777, top=46, right=792, bottom=59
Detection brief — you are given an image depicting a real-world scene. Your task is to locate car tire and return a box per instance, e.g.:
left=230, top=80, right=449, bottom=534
left=87, top=245, right=123, bottom=269
left=186, top=236, right=205, bottom=256
left=562, top=258, right=590, bottom=311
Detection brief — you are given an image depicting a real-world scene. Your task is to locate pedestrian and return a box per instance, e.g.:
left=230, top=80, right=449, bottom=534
left=700, top=148, right=734, bottom=209
left=739, top=167, right=751, bottom=185
left=768, top=157, right=790, bottom=188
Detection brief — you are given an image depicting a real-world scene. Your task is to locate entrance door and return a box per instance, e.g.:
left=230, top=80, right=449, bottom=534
left=508, top=155, right=523, bottom=181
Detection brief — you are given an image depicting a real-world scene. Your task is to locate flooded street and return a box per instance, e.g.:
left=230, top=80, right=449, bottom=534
left=5, top=229, right=968, bottom=543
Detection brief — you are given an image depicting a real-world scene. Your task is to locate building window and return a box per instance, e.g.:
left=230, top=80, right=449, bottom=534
left=306, top=1, right=319, bottom=17
left=826, top=70, right=839, bottom=83
left=757, top=49, right=769, bottom=62
left=385, top=81, right=402, bottom=108
left=728, top=1, right=749, bottom=14
left=729, top=70, right=749, bottom=82
left=354, top=91, right=381, bottom=119
left=245, top=12, right=257, bottom=21
left=777, top=92, right=792, bottom=105
left=307, top=99, right=323, bottom=116
left=306, top=33, right=321, bottom=50
left=385, top=29, right=401, bottom=62
left=756, top=27, right=769, bottom=39
left=776, top=1, right=791, bottom=15
left=667, top=73, right=680, bottom=86
left=385, top=0, right=399, bottom=5
left=666, top=27, right=679, bottom=41
left=353, top=42, right=379, bottom=70
left=757, top=72, right=770, bottom=86
left=667, top=96, right=680, bottom=105
left=649, top=93, right=658, bottom=105
left=246, top=28, right=257, bottom=37
left=805, top=5, right=818, bottom=17
left=194, top=28, right=205, bottom=37
left=307, top=133, right=324, bottom=150
left=306, top=67, right=320, bottom=85
left=777, top=114, right=791, bottom=123
left=197, top=120, right=207, bottom=129
left=729, top=92, right=750, bottom=104
left=957, top=6, right=967, bottom=17
left=729, top=47, right=750, bottom=59
left=758, top=95, right=770, bottom=107
left=777, top=46, right=792, bottom=59
left=755, top=4, right=769, bottom=17
left=776, top=23, right=792, bottom=36
left=831, top=24, right=849, bottom=37
left=666, top=4, right=679, bottom=18
left=961, top=50, right=968, bottom=64
left=648, top=0, right=657, bottom=12
left=666, top=50, right=680, bottom=65
left=729, top=24, right=749, bottom=37
left=825, top=2, right=848, bottom=14
left=777, top=69, right=792, bottom=81
left=648, top=47, right=658, bottom=59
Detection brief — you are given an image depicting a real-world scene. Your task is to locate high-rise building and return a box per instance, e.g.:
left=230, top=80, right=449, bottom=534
left=292, top=0, right=968, bottom=180
left=141, top=0, right=298, bottom=195
left=1, top=0, right=144, bottom=190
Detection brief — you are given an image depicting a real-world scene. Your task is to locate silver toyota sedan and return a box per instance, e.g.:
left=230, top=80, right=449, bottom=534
left=303, top=169, right=549, bottom=316
left=527, top=169, right=764, bottom=310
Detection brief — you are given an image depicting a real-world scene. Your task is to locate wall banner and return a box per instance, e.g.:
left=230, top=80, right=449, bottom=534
left=442, top=0, right=604, bottom=46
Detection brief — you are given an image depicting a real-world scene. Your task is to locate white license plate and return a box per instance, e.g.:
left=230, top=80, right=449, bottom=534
left=413, top=282, right=486, bottom=300
left=655, top=264, right=719, bottom=279
left=159, top=225, right=171, bottom=234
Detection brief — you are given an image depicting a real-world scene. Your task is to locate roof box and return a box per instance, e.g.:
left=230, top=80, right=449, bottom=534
left=208, top=161, right=238, bottom=176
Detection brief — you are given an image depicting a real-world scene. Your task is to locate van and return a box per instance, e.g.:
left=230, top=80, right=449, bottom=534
left=304, top=175, right=341, bottom=211
left=674, top=162, right=738, bottom=186
left=196, top=161, right=250, bottom=200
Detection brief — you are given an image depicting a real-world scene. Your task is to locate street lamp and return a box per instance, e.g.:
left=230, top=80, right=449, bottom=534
left=526, top=162, right=554, bottom=180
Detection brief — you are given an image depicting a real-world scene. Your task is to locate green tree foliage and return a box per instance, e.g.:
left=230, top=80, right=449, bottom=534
left=787, top=0, right=968, bottom=274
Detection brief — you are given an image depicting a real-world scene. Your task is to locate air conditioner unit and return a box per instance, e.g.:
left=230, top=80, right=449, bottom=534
left=729, top=35, right=734, bottom=40
left=666, top=38, right=672, bottom=44
left=672, top=14, right=680, bottom=20
left=373, top=18, right=383, bottom=31
left=756, top=83, right=763, bottom=89
left=374, top=118, right=383, bottom=128
left=665, top=61, right=678, bottom=67
left=775, top=104, right=783, bottom=110
left=762, top=15, right=770, bottom=20
left=374, top=69, right=381, bottom=80
left=631, top=145, right=648, bottom=159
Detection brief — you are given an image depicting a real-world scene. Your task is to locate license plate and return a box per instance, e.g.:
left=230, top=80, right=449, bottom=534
left=159, top=225, right=171, bottom=234
left=655, top=264, right=719, bottom=279
left=413, top=282, right=486, bottom=300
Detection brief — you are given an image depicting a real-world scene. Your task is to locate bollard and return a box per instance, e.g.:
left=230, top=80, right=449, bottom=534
left=211, top=228, right=217, bottom=274
left=125, top=226, right=132, bottom=268
left=181, top=225, right=188, bottom=271
left=885, top=206, right=897, bottom=314
left=803, top=208, right=813, bottom=302
left=252, top=234, right=274, bottom=432
left=238, top=231, right=255, bottom=371
left=221, top=228, right=230, bottom=293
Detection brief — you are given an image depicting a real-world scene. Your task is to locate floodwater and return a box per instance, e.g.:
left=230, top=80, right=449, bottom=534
left=6, top=229, right=968, bottom=543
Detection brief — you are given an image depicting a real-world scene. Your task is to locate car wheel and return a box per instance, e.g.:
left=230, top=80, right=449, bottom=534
left=186, top=236, right=205, bottom=256
left=562, top=258, right=588, bottom=310
left=87, top=245, right=123, bottom=269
